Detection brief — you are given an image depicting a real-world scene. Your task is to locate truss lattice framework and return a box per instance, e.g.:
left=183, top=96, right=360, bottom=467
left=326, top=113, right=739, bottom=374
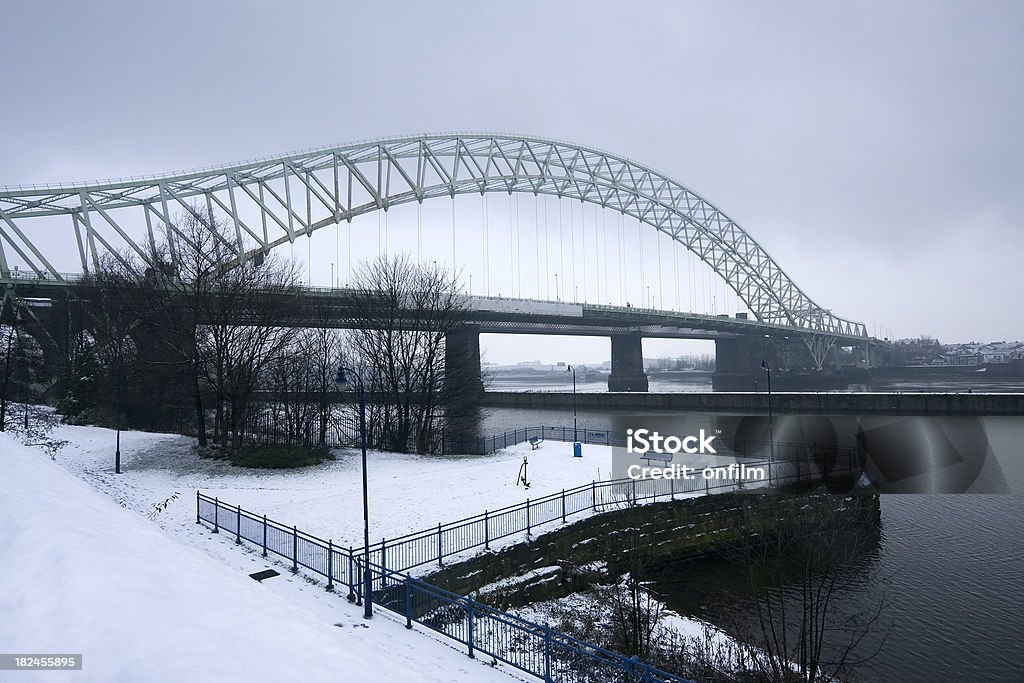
left=0, top=133, right=866, bottom=338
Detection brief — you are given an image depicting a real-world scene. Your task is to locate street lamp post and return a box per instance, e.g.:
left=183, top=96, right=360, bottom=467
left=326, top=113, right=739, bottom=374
left=566, top=364, right=578, bottom=442
left=336, top=365, right=372, bottom=619
left=761, top=360, right=775, bottom=479
left=115, top=360, right=122, bottom=474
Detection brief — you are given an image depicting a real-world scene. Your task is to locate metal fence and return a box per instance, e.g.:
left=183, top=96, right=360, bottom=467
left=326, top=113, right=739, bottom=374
left=195, top=445, right=857, bottom=682
left=442, top=425, right=612, bottom=455
left=195, top=493, right=695, bottom=683
left=199, top=446, right=856, bottom=579
left=385, top=568, right=694, bottom=683
left=352, top=466, right=773, bottom=576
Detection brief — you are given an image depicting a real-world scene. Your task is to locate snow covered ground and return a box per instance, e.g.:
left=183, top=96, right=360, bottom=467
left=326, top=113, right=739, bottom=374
left=2, top=420, right=745, bottom=682
left=0, top=432, right=527, bottom=683
left=48, top=425, right=630, bottom=552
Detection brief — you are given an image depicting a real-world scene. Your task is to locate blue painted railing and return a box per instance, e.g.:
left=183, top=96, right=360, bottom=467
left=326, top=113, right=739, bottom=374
left=195, top=444, right=856, bottom=682
left=196, top=493, right=697, bottom=683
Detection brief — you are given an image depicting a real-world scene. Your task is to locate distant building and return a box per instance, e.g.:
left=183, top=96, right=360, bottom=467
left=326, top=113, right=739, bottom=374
left=944, top=341, right=1024, bottom=366
left=892, top=336, right=944, bottom=366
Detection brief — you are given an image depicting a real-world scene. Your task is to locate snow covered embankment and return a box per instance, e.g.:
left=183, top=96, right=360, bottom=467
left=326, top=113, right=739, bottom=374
left=0, top=434, right=511, bottom=683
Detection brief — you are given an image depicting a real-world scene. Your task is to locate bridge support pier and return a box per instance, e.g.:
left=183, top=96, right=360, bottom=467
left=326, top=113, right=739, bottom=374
left=713, top=337, right=778, bottom=392
left=713, top=336, right=851, bottom=391
left=608, top=332, right=648, bottom=392
left=445, top=325, right=485, bottom=399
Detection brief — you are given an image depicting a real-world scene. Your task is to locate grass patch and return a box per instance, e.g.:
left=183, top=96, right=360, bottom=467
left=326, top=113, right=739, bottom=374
left=203, top=445, right=334, bottom=469
left=232, top=445, right=333, bottom=469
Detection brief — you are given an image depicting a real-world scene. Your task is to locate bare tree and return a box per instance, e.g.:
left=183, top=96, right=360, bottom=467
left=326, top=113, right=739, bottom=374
left=721, top=492, right=887, bottom=682
left=0, top=294, right=44, bottom=431
left=300, top=320, right=345, bottom=446
left=196, top=254, right=300, bottom=450
left=90, top=214, right=223, bottom=445
left=606, top=529, right=664, bottom=661
left=90, top=208, right=301, bottom=450
left=262, top=321, right=345, bottom=448
left=345, top=254, right=475, bottom=454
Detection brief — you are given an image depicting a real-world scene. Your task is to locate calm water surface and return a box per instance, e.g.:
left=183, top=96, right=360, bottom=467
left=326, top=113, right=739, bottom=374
left=478, top=403, right=1024, bottom=681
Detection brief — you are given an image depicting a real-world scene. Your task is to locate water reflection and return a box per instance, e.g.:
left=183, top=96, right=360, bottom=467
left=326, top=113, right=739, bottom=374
left=475, top=406, right=1024, bottom=680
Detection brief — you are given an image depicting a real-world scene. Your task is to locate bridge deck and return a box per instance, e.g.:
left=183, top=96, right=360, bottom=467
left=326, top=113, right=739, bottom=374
left=2, top=274, right=874, bottom=344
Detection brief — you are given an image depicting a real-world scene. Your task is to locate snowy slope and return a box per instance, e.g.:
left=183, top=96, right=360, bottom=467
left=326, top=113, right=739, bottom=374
left=0, top=434, right=515, bottom=683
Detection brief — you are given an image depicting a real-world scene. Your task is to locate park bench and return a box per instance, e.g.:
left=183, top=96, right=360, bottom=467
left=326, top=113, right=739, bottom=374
left=528, top=436, right=544, bottom=450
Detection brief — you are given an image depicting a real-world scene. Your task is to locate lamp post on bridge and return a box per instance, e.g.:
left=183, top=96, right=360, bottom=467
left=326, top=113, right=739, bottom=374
left=336, top=364, right=372, bottom=619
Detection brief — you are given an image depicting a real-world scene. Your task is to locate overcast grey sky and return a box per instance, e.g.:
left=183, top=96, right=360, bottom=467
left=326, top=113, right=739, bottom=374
left=2, top=0, right=1021, bottom=364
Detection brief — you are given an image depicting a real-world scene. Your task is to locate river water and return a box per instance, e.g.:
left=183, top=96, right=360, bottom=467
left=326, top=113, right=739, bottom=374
left=478, top=385, right=1024, bottom=681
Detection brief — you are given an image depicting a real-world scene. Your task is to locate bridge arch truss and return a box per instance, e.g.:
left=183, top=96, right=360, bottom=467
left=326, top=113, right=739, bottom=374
left=0, top=133, right=866, bottom=339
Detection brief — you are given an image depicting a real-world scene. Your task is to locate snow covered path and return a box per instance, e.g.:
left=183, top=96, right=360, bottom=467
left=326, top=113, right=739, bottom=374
left=0, top=433, right=522, bottom=683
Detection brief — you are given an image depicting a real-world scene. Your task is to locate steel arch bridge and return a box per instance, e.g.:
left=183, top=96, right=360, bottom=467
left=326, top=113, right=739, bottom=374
left=0, top=133, right=867, bottom=344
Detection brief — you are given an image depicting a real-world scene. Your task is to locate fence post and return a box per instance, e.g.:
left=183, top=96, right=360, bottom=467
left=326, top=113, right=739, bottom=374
left=347, top=548, right=357, bottom=603
left=381, top=538, right=387, bottom=583
left=705, top=477, right=710, bottom=495
left=291, top=526, right=298, bottom=572
left=484, top=510, right=489, bottom=550
left=631, top=478, right=637, bottom=506
left=327, top=539, right=334, bottom=591
left=195, top=491, right=200, bottom=524
left=355, top=549, right=363, bottom=606
left=405, top=577, right=413, bottom=629
left=466, top=599, right=475, bottom=659
left=544, top=625, right=552, bottom=683
left=235, top=505, right=242, bottom=544
left=561, top=490, right=566, bottom=523
left=526, top=499, right=531, bottom=535
left=437, top=523, right=443, bottom=567
left=213, top=497, right=219, bottom=533
left=592, top=480, right=596, bottom=511
left=670, top=475, right=675, bottom=500
left=261, top=515, right=268, bottom=557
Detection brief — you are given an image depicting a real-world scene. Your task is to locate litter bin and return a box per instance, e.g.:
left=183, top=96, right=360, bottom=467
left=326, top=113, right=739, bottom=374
left=573, top=442, right=582, bottom=458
